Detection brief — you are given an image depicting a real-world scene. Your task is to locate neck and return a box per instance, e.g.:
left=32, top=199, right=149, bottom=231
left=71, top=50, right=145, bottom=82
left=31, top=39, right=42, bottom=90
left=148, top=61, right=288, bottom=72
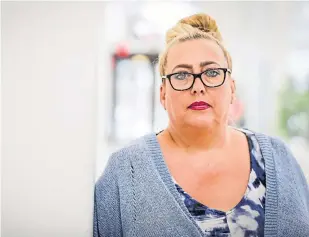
left=165, top=122, right=231, bottom=151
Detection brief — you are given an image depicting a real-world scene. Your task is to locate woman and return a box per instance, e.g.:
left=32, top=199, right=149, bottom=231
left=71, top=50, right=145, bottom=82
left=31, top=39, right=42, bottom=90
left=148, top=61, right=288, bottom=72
left=93, top=13, right=309, bottom=237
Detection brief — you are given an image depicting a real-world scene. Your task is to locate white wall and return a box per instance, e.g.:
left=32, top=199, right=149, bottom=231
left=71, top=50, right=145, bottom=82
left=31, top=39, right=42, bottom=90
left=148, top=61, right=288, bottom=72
left=2, top=2, right=105, bottom=236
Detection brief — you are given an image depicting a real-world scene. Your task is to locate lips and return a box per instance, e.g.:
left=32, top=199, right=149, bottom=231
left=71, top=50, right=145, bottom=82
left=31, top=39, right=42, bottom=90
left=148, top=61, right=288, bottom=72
left=188, top=101, right=211, bottom=110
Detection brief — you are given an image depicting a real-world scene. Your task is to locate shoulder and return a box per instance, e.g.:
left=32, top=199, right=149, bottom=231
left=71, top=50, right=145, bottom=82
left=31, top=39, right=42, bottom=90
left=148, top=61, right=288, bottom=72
left=98, top=133, right=156, bottom=178
left=110, top=133, right=155, bottom=161
left=253, top=129, right=299, bottom=167
left=242, top=127, right=308, bottom=188
left=237, top=127, right=305, bottom=175
left=238, top=127, right=293, bottom=157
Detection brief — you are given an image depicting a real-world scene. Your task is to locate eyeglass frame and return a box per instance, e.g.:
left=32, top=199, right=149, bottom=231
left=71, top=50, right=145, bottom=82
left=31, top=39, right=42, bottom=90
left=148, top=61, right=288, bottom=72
left=161, top=68, right=232, bottom=91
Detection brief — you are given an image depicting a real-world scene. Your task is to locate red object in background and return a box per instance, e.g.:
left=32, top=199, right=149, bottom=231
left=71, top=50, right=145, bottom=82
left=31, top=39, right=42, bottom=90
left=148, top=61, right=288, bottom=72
left=115, top=43, right=129, bottom=58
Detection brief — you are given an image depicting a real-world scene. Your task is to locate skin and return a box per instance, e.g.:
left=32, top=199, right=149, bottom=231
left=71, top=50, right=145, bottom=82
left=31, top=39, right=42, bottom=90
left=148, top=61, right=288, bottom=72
left=157, top=39, right=251, bottom=212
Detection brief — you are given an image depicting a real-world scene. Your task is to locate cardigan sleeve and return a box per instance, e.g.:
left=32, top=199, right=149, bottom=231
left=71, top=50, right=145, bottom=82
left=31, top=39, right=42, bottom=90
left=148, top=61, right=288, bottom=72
left=93, top=154, right=123, bottom=237
left=271, top=137, right=309, bottom=211
left=287, top=145, right=309, bottom=211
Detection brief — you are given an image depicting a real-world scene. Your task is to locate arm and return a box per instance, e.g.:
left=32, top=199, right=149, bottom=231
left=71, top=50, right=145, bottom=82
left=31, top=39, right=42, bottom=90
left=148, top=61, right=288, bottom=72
left=93, top=154, right=122, bottom=237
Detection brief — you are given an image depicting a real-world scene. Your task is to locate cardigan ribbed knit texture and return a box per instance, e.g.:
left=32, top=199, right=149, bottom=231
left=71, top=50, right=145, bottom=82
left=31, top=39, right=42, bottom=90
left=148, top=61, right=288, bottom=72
left=93, top=131, right=309, bottom=237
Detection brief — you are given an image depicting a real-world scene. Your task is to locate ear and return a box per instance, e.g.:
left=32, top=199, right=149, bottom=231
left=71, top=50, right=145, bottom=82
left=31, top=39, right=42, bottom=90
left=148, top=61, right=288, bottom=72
left=160, top=82, right=166, bottom=110
left=230, top=78, right=236, bottom=104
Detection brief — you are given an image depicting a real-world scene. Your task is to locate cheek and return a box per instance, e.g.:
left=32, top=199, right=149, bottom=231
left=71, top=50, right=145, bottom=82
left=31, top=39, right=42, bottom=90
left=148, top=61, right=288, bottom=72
left=210, top=86, right=231, bottom=112
left=166, top=89, right=182, bottom=109
left=165, top=88, right=186, bottom=116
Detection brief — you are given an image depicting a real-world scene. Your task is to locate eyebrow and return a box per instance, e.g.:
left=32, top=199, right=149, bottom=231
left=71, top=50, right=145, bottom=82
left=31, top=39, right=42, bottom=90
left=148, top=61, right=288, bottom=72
left=172, top=61, right=220, bottom=72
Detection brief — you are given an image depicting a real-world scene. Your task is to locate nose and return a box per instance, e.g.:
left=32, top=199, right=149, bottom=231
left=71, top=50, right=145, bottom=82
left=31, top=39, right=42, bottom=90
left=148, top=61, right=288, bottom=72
left=191, top=77, right=205, bottom=95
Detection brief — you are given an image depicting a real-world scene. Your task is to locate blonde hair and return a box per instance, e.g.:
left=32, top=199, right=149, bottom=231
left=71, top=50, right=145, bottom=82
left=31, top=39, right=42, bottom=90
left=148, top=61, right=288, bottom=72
left=158, top=13, right=232, bottom=76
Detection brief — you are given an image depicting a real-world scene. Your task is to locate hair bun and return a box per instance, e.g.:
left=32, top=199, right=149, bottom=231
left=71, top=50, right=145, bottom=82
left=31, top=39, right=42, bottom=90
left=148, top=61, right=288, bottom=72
left=178, top=13, right=222, bottom=41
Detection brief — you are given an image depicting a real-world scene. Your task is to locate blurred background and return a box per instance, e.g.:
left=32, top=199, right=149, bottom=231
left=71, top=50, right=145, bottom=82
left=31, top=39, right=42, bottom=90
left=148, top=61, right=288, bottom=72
left=2, top=1, right=309, bottom=237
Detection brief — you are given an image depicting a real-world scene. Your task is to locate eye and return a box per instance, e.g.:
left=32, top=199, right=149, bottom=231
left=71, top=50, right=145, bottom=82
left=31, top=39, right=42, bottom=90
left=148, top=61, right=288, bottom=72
left=204, top=69, right=220, bottom=77
left=173, top=72, right=190, bottom=80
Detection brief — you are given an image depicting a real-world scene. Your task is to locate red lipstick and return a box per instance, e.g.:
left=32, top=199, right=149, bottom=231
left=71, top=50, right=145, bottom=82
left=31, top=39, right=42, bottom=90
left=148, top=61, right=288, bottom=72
left=188, top=101, right=211, bottom=110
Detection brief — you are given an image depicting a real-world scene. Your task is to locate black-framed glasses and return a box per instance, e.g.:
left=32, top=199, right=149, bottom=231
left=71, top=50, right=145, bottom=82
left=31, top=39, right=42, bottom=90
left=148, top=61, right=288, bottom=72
left=161, top=68, right=232, bottom=91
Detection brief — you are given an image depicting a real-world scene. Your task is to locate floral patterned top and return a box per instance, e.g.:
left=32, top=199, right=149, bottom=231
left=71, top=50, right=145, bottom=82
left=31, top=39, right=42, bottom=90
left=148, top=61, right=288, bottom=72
left=173, top=129, right=266, bottom=236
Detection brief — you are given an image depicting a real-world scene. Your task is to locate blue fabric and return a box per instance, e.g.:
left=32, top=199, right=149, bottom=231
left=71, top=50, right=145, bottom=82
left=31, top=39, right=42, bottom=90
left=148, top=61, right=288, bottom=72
left=93, top=129, right=309, bottom=237
left=173, top=129, right=266, bottom=236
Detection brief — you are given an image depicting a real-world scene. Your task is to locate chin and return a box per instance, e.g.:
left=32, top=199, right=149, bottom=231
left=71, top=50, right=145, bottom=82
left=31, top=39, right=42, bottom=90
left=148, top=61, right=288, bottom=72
left=185, top=116, right=215, bottom=129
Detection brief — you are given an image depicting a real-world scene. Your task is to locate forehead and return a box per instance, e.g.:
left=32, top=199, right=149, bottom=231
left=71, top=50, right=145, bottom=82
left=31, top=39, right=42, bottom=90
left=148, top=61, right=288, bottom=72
left=166, top=39, right=227, bottom=72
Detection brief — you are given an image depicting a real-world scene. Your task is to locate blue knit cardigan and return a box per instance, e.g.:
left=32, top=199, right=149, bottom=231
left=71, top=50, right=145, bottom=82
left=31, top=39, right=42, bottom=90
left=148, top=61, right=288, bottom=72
left=93, top=131, right=309, bottom=237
